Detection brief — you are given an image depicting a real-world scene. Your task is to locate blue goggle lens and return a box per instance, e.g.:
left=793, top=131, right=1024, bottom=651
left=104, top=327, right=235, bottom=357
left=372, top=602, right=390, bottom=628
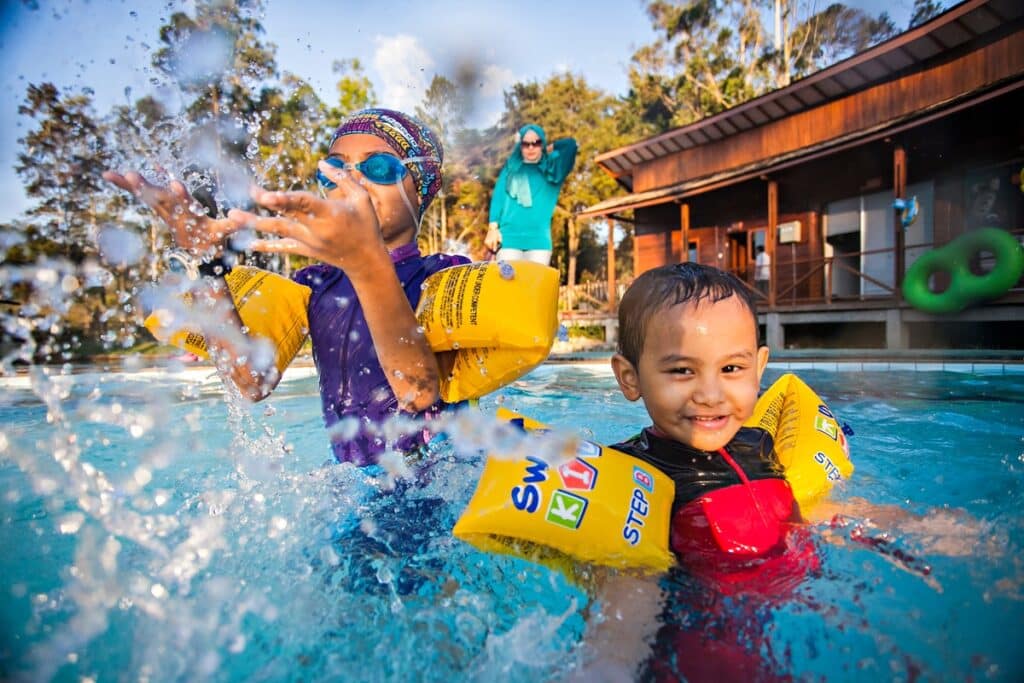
left=316, top=153, right=409, bottom=189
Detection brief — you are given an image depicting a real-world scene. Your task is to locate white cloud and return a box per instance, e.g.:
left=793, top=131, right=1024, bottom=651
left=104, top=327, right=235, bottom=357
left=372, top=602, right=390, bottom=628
left=371, top=34, right=435, bottom=113
left=479, top=63, right=517, bottom=98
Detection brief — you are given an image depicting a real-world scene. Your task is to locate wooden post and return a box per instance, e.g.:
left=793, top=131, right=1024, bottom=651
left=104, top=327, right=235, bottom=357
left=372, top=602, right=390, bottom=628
left=680, top=203, right=691, bottom=262
left=567, top=217, right=578, bottom=311
left=607, top=217, right=617, bottom=311
left=767, top=180, right=778, bottom=308
left=893, top=145, right=907, bottom=292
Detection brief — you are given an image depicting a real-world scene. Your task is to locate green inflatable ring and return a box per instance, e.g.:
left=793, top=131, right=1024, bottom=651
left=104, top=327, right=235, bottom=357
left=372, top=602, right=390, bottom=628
left=903, top=227, right=1024, bottom=314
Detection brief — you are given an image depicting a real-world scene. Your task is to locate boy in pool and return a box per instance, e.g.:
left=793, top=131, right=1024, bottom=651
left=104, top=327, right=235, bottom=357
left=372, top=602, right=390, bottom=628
left=104, top=108, right=469, bottom=466
left=610, top=262, right=802, bottom=570
left=581, top=262, right=811, bottom=680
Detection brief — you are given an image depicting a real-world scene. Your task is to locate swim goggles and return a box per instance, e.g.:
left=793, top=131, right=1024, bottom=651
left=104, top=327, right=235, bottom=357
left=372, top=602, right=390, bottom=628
left=315, top=153, right=411, bottom=189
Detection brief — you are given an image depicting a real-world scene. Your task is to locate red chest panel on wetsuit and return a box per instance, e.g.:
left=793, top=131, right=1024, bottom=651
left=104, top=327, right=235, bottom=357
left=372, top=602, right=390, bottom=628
left=671, top=478, right=798, bottom=557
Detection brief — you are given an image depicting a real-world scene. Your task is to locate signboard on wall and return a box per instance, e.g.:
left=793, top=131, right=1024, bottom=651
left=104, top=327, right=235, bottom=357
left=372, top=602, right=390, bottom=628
left=778, top=220, right=802, bottom=243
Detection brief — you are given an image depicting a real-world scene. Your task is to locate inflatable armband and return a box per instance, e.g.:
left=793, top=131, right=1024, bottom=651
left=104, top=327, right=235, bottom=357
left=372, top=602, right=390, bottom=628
left=144, top=266, right=311, bottom=376
left=145, top=261, right=559, bottom=401
left=416, top=261, right=559, bottom=402
left=456, top=374, right=852, bottom=569
left=744, top=373, right=853, bottom=510
left=452, top=407, right=676, bottom=571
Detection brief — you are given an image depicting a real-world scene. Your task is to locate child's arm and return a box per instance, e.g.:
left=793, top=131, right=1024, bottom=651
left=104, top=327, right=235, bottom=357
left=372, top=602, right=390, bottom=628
left=230, top=179, right=440, bottom=412
left=568, top=571, right=663, bottom=680
left=808, top=497, right=994, bottom=559
left=103, top=171, right=285, bottom=401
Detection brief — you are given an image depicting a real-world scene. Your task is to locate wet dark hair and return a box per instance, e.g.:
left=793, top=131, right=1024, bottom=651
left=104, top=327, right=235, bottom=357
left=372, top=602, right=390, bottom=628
left=617, top=262, right=761, bottom=367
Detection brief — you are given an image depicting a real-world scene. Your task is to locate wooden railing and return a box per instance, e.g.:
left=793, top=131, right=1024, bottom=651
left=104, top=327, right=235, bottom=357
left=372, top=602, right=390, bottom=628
left=559, top=280, right=630, bottom=314
left=559, top=228, right=1023, bottom=313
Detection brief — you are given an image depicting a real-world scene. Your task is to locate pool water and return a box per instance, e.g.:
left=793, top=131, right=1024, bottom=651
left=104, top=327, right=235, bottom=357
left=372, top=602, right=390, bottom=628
left=1, top=363, right=1022, bottom=681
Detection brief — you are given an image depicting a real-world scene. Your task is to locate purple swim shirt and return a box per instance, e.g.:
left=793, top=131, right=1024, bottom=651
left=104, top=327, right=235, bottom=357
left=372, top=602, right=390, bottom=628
left=292, top=243, right=470, bottom=465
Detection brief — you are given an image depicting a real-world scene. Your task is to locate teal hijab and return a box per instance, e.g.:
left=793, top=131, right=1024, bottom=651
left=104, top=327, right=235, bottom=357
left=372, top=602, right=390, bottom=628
left=503, top=124, right=562, bottom=208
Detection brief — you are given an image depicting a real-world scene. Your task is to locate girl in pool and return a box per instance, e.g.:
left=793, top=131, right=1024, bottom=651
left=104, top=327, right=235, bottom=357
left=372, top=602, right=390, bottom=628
left=105, top=108, right=469, bottom=466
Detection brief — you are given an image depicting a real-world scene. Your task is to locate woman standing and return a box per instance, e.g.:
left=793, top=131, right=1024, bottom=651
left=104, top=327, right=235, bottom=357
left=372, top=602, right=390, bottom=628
left=484, top=124, right=577, bottom=265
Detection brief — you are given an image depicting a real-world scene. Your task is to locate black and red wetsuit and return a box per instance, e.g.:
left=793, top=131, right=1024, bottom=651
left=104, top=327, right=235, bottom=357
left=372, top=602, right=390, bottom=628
left=612, top=426, right=819, bottom=589
left=613, top=428, right=820, bottom=682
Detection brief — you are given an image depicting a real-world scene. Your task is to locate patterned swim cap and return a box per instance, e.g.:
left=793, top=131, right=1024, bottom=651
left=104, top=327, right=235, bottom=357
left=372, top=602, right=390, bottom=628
left=330, top=108, right=443, bottom=219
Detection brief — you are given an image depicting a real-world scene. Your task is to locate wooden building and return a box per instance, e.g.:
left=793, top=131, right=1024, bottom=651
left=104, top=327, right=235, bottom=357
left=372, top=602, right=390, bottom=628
left=579, top=0, right=1024, bottom=351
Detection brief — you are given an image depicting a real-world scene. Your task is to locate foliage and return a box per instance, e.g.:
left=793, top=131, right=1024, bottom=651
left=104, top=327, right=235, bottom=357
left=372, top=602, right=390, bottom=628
left=15, top=83, right=112, bottom=262
left=909, top=0, right=948, bottom=28
left=565, top=324, right=606, bottom=341
left=5, top=0, right=938, bottom=354
left=328, top=58, right=377, bottom=129
left=626, top=0, right=898, bottom=132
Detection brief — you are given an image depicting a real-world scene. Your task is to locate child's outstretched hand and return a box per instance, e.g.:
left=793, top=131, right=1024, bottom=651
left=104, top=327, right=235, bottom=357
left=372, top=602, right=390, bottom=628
left=229, top=162, right=386, bottom=275
left=102, top=170, right=234, bottom=255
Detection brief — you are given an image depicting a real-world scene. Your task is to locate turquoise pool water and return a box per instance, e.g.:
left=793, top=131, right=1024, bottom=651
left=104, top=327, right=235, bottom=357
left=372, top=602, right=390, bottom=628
left=1, top=363, right=1022, bottom=681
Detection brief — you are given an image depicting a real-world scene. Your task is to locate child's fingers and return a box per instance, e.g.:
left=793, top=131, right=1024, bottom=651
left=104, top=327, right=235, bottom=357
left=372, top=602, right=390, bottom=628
left=249, top=237, right=304, bottom=254
left=249, top=237, right=317, bottom=262
left=208, top=217, right=237, bottom=242
left=102, top=170, right=135, bottom=192
left=227, top=209, right=310, bottom=243
left=316, top=160, right=369, bottom=200
left=169, top=180, right=190, bottom=201
left=250, top=187, right=328, bottom=220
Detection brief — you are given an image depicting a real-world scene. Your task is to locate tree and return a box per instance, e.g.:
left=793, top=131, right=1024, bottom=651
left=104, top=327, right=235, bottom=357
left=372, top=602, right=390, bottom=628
left=149, top=0, right=280, bottom=193
left=255, top=73, right=328, bottom=192
left=327, top=58, right=377, bottom=129
left=908, top=0, right=947, bottom=28
left=15, top=83, right=112, bottom=262
left=416, top=75, right=471, bottom=254
left=627, top=0, right=898, bottom=133
left=152, top=1, right=277, bottom=121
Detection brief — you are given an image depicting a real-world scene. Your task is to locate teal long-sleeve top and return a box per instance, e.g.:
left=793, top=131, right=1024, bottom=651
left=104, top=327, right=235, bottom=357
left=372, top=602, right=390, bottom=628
left=488, top=138, right=578, bottom=251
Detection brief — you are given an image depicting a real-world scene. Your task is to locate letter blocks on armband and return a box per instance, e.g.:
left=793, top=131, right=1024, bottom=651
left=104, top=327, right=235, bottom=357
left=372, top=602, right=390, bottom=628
left=453, top=408, right=676, bottom=571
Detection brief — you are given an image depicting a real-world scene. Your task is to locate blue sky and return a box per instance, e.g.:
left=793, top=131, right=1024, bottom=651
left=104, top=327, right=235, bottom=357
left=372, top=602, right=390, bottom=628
left=0, top=0, right=919, bottom=224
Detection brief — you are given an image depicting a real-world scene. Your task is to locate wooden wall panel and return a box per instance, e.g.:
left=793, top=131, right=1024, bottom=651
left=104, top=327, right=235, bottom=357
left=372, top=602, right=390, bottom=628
left=933, top=175, right=963, bottom=245
left=635, top=232, right=673, bottom=275
left=631, top=33, right=1024, bottom=193
left=772, top=212, right=821, bottom=301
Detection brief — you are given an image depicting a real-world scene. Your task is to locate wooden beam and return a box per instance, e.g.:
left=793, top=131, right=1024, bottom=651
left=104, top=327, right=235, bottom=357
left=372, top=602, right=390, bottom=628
left=607, top=218, right=618, bottom=311
left=894, top=145, right=907, bottom=290
left=567, top=217, right=578, bottom=312
left=767, top=180, right=778, bottom=308
left=680, top=203, right=691, bottom=262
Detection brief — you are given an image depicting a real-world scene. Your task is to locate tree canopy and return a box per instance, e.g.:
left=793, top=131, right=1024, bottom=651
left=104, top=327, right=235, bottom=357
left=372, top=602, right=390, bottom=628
left=4, top=0, right=932, bottom=353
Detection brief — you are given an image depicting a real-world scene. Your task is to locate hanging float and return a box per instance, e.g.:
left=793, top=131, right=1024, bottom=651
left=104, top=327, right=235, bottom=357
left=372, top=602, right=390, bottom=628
left=902, top=227, right=1024, bottom=314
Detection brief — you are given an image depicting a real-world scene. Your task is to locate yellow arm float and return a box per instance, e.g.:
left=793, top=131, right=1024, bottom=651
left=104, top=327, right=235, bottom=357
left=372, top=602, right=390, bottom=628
left=743, top=373, right=854, bottom=512
left=415, top=261, right=559, bottom=402
left=144, top=260, right=559, bottom=402
left=453, top=374, right=853, bottom=570
left=452, top=407, right=677, bottom=572
left=144, top=265, right=312, bottom=378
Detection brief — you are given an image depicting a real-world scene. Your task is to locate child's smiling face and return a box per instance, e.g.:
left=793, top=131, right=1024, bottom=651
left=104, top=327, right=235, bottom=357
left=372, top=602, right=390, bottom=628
left=613, top=294, right=769, bottom=452
left=325, top=133, right=420, bottom=248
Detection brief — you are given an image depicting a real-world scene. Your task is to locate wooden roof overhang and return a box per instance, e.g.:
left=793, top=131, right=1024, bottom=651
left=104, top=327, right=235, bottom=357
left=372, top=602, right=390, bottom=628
left=585, top=0, right=1023, bottom=220
left=577, top=73, right=1024, bottom=220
